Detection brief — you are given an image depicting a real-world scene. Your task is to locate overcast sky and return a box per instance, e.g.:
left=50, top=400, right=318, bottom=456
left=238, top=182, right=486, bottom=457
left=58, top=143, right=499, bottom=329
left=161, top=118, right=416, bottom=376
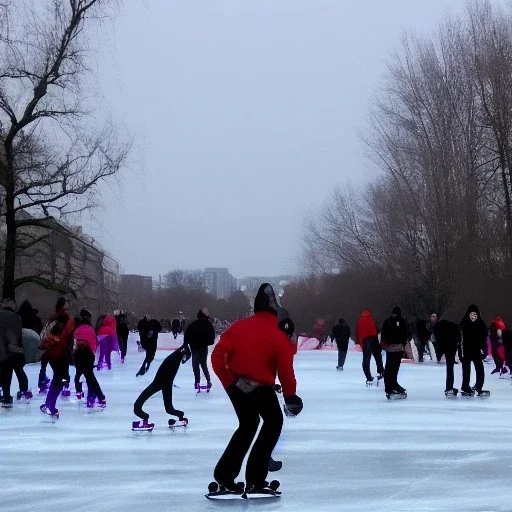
left=92, top=0, right=470, bottom=279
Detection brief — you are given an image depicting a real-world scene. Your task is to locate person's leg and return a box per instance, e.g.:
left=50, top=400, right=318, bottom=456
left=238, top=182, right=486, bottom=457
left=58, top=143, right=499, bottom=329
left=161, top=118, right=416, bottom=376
left=461, top=357, right=471, bottom=391
left=98, top=338, right=106, bottom=367
left=133, top=381, right=160, bottom=421
left=245, top=387, right=283, bottom=487
left=384, top=352, right=400, bottom=393
left=119, top=337, right=127, bottom=359
left=214, top=386, right=260, bottom=486
left=199, top=346, right=211, bottom=383
left=372, top=339, right=385, bottom=375
left=162, top=386, right=184, bottom=420
left=39, top=355, right=49, bottom=386
left=393, top=352, right=404, bottom=390
left=105, top=336, right=113, bottom=369
left=338, top=350, right=347, bottom=368
left=191, top=350, right=201, bottom=385
left=362, top=339, right=372, bottom=380
left=474, top=356, right=485, bottom=391
left=445, top=347, right=455, bottom=391
left=12, top=354, right=28, bottom=393
left=81, top=350, right=104, bottom=400
left=45, top=358, right=66, bottom=413
left=1, top=358, right=14, bottom=400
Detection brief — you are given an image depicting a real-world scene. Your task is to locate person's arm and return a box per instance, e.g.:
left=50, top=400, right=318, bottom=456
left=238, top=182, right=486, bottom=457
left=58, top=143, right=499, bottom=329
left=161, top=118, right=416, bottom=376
left=276, top=335, right=297, bottom=397
left=211, top=328, right=236, bottom=388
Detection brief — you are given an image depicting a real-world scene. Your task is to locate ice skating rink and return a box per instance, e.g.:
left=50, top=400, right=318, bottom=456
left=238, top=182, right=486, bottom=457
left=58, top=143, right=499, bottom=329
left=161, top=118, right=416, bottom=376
left=2, top=344, right=511, bottom=512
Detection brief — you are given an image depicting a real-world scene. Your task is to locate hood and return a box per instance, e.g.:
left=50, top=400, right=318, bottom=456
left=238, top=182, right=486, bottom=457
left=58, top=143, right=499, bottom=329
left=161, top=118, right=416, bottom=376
left=360, top=309, right=373, bottom=318
left=338, top=318, right=346, bottom=325
left=461, top=304, right=484, bottom=326
left=197, top=309, right=208, bottom=320
left=254, top=283, right=279, bottom=314
left=392, top=306, right=402, bottom=317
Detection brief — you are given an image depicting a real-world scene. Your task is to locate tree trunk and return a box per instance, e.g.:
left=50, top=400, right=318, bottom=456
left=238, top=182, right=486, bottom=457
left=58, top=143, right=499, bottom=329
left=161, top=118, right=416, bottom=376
left=2, top=192, right=16, bottom=300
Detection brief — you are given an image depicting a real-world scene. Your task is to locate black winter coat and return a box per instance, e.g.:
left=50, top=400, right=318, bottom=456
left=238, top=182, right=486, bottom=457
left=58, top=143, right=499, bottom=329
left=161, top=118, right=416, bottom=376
left=381, top=315, right=408, bottom=347
left=331, top=322, right=350, bottom=351
left=184, top=313, right=215, bottom=351
left=460, top=305, right=487, bottom=359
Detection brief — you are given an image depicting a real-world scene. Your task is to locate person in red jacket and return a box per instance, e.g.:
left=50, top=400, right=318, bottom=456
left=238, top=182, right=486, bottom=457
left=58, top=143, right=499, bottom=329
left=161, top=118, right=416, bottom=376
left=356, top=309, right=384, bottom=385
left=211, top=283, right=303, bottom=494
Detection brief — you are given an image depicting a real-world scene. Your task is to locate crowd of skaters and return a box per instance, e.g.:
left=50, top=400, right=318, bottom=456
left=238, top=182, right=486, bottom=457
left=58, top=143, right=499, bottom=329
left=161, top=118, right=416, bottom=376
left=328, top=304, right=511, bottom=398
left=0, top=296, right=131, bottom=416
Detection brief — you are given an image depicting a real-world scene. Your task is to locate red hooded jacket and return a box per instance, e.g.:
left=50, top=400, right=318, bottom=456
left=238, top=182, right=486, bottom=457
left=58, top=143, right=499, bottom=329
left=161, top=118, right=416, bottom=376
left=211, top=312, right=297, bottom=397
left=356, top=310, right=378, bottom=346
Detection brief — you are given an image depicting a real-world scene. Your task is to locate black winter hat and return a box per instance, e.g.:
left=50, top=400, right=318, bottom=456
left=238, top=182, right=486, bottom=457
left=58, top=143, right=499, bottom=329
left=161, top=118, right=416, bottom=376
left=254, top=283, right=279, bottom=314
left=392, top=306, right=402, bottom=317
left=79, top=308, right=92, bottom=320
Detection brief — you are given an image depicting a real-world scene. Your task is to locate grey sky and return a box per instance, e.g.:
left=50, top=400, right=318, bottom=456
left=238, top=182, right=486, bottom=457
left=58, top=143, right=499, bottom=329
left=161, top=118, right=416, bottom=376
left=93, top=0, right=469, bottom=279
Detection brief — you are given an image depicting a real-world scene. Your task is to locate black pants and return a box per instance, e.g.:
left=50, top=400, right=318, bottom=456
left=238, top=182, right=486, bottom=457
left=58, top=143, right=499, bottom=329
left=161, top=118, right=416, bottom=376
left=461, top=354, right=485, bottom=392
left=74, top=348, right=104, bottom=400
left=45, top=357, right=69, bottom=413
left=214, top=385, right=283, bottom=487
left=39, top=353, right=49, bottom=386
left=118, top=337, right=128, bottom=359
left=415, top=338, right=428, bottom=362
left=438, top=343, right=457, bottom=391
left=137, top=345, right=157, bottom=375
left=384, top=351, right=403, bottom=394
left=1, top=354, right=28, bottom=398
left=192, top=347, right=211, bottom=384
left=134, top=381, right=183, bottom=421
left=362, top=337, right=384, bottom=380
left=337, top=350, right=347, bottom=368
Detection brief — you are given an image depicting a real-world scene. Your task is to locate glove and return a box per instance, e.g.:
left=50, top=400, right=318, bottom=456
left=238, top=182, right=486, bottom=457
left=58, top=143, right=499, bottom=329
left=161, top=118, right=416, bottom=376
left=283, top=394, right=303, bottom=417
left=273, top=384, right=282, bottom=394
left=279, top=318, right=295, bottom=338
left=180, top=345, right=191, bottom=364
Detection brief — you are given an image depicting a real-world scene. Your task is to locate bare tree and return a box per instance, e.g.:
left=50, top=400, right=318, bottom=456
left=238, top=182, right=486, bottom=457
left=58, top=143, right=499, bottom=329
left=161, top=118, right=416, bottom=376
left=0, top=0, right=129, bottom=300
left=303, top=0, right=512, bottom=320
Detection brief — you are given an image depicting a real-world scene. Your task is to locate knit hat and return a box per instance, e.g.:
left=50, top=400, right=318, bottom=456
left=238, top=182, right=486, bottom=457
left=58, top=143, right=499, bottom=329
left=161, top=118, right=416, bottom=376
left=392, top=306, right=401, bottom=317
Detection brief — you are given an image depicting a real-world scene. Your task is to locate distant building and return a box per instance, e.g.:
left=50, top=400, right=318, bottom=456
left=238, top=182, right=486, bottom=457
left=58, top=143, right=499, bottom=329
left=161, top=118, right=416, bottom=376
left=0, top=212, right=121, bottom=320
left=204, top=267, right=237, bottom=300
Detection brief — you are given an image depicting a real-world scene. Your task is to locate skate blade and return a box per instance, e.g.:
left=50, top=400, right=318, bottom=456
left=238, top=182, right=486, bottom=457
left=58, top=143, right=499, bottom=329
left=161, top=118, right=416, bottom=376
left=242, top=491, right=281, bottom=500
left=444, top=394, right=458, bottom=399
left=205, top=492, right=243, bottom=500
left=132, top=427, right=154, bottom=433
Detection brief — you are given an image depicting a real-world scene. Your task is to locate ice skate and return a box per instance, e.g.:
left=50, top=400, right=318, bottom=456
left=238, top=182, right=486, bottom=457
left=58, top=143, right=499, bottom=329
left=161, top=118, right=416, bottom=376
left=40, top=404, right=59, bottom=420
left=242, top=480, right=281, bottom=500
left=205, top=481, right=245, bottom=500
left=386, top=390, right=407, bottom=400
left=499, top=367, right=508, bottom=379
left=168, top=417, right=188, bottom=429
left=1, top=396, right=13, bottom=408
left=476, top=389, right=490, bottom=398
left=132, top=419, right=154, bottom=432
left=444, top=388, right=458, bottom=398
left=376, top=374, right=384, bottom=386
left=366, top=377, right=375, bottom=387
left=336, top=366, right=343, bottom=371
left=460, top=387, right=475, bottom=397
left=61, top=385, right=71, bottom=397
left=96, top=398, right=107, bottom=408
left=16, top=390, right=33, bottom=403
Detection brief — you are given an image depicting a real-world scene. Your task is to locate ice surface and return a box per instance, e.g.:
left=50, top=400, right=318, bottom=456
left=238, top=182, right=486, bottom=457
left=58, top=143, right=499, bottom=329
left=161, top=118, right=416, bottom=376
left=1, top=344, right=511, bottom=512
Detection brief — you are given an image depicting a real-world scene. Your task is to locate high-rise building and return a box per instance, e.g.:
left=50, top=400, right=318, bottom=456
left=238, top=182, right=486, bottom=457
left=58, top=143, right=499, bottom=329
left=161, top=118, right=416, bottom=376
left=204, top=267, right=237, bottom=300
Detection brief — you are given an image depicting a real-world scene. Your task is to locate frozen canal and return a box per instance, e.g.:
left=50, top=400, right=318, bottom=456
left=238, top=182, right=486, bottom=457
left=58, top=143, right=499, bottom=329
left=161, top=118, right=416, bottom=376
left=1, top=344, right=511, bottom=512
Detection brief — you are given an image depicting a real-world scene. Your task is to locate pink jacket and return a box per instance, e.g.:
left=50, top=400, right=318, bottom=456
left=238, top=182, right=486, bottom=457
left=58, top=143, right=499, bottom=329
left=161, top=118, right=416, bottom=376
left=74, top=325, right=97, bottom=353
left=97, top=315, right=117, bottom=337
